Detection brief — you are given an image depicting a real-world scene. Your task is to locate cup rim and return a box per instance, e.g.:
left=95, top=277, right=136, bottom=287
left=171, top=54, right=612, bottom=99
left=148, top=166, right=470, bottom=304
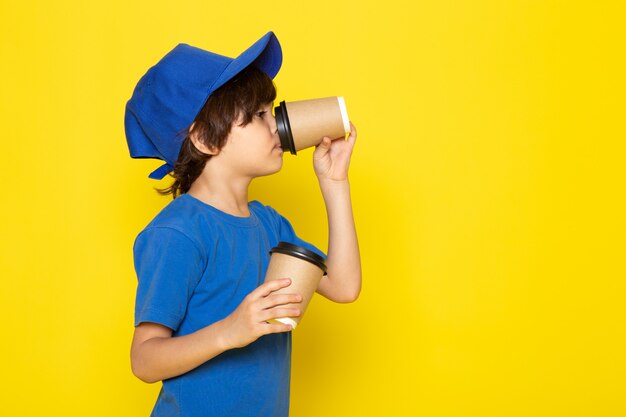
left=269, top=241, right=327, bottom=273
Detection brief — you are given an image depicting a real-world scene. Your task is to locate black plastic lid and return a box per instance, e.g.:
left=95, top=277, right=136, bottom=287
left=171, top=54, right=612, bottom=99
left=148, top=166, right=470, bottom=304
left=269, top=241, right=327, bottom=273
left=274, top=101, right=297, bottom=155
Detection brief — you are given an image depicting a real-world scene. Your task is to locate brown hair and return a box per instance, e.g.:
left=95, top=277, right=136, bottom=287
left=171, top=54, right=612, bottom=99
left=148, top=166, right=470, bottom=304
left=156, top=65, right=277, bottom=198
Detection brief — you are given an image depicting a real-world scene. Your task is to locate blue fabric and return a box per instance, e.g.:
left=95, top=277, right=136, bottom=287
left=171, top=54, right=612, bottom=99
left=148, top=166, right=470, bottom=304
left=124, top=31, right=283, bottom=179
left=133, top=193, right=326, bottom=417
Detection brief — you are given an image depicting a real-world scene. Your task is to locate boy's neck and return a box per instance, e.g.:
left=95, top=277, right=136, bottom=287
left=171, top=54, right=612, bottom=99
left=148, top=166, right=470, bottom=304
left=187, top=169, right=253, bottom=218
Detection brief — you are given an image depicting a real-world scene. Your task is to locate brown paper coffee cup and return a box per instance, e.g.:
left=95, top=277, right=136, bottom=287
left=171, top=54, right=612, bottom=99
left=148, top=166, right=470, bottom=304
left=264, top=242, right=327, bottom=329
left=275, top=96, right=350, bottom=155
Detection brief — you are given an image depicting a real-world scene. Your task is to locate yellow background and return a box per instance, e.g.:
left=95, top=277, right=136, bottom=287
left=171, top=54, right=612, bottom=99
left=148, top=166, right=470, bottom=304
left=1, top=1, right=625, bottom=415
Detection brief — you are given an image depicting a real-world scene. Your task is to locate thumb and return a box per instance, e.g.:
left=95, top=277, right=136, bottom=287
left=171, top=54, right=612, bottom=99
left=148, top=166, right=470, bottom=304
left=316, top=137, right=331, bottom=152
left=313, top=137, right=331, bottom=160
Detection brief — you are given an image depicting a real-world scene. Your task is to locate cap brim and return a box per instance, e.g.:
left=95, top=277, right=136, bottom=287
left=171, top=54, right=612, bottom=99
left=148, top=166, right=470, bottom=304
left=209, top=31, right=283, bottom=94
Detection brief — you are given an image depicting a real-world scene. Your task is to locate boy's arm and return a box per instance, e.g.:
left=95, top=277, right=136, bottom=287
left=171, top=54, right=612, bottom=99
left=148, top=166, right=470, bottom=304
left=131, top=320, right=231, bottom=384
left=131, top=278, right=300, bottom=383
left=312, top=121, right=362, bottom=303
left=315, top=179, right=362, bottom=303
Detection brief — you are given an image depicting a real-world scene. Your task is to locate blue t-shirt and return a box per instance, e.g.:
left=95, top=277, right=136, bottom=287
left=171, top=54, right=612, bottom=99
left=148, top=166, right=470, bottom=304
left=133, top=193, right=327, bottom=417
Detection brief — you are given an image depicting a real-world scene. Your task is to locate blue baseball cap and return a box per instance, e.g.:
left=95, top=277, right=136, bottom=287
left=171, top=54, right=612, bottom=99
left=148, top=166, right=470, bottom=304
left=124, top=31, right=283, bottom=179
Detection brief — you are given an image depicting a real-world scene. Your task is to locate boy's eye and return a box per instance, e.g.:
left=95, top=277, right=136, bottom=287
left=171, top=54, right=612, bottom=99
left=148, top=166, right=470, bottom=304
left=256, top=111, right=267, bottom=118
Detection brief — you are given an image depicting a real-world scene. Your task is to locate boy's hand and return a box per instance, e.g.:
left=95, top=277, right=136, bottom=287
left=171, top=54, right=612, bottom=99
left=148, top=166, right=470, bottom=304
left=220, top=278, right=302, bottom=349
left=313, top=121, right=357, bottom=182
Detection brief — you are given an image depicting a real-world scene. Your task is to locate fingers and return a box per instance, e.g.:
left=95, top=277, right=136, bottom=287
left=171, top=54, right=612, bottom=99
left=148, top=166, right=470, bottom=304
left=264, top=322, right=294, bottom=334
left=261, top=306, right=301, bottom=323
left=347, top=121, right=357, bottom=146
left=253, top=278, right=292, bottom=299
left=261, top=293, right=302, bottom=310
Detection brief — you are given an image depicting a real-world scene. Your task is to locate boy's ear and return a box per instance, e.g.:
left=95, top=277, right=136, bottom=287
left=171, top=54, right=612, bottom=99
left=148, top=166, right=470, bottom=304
left=189, top=122, right=220, bottom=156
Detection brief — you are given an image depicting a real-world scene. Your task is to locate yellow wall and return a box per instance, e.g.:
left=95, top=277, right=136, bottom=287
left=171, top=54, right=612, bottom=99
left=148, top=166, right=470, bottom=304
left=1, top=1, right=624, bottom=415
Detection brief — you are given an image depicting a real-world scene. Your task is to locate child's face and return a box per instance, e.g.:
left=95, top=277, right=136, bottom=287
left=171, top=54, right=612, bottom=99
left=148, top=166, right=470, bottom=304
left=219, top=101, right=284, bottom=178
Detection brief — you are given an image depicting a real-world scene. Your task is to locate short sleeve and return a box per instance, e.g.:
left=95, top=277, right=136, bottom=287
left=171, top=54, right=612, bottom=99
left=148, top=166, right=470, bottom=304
left=269, top=207, right=328, bottom=263
left=132, top=227, right=205, bottom=331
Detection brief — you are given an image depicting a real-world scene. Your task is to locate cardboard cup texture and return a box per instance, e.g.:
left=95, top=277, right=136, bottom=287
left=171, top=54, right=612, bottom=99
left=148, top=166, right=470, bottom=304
left=275, top=96, right=350, bottom=155
left=264, top=243, right=327, bottom=329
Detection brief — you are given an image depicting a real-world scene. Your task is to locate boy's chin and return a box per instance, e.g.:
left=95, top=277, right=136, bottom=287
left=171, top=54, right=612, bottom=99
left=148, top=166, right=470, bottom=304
left=253, top=162, right=283, bottom=178
left=268, top=164, right=283, bottom=176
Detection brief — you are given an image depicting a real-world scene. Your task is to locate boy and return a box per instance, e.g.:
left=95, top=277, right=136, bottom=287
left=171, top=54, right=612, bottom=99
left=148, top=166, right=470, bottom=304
left=124, top=31, right=361, bottom=417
